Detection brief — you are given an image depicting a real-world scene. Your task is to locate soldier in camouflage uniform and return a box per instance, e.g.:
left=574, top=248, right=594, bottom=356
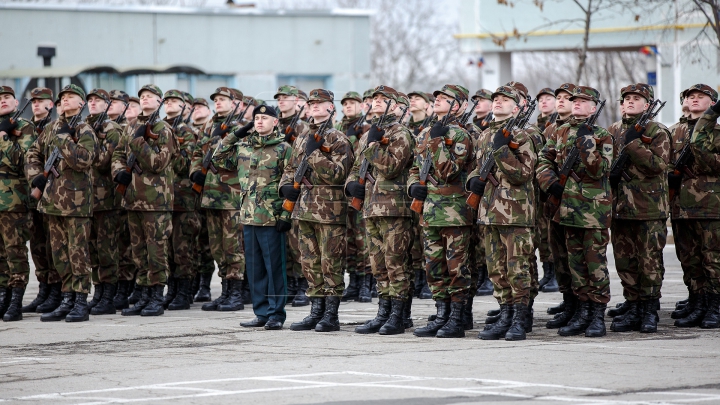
left=606, top=84, right=670, bottom=333
left=126, top=97, right=141, bottom=122
left=27, top=84, right=98, bottom=323
left=281, top=88, right=353, bottom=333
left=346, top=85, right=415, bottom=335
left=409, top=84, right=474, bottom=339
left=472, top=89, right=493, bottom=132
left=669, top=84, right=720, bottom=329
left=537, top=86, right=613, bottom=338
left=112, top=84, right=176, bottom=317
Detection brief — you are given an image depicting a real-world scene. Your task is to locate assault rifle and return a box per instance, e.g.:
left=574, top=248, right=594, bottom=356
left=92, top=98, right=112, bottom=133
left=545, top=112, right=559, bottom=129
left=284, top=105, right=305, bottom=143
left=115, top=101, right=130, bottom=124
left=459, top=97, right=480, bottom=126
left=30, top=146, right=61, bottom=200
left=409, top=154, right=439, bottom=214
left=35, top=107, right=53, bottom=135
left=349, top=158, right=376, bottom=211
left=4, top=99, right=31, bottom=136
left=183, top=104, right=196, bottom=125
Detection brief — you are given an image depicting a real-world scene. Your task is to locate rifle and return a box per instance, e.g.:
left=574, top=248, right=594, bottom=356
left=191, top=141, right=221, bottom=194
left=353, top=107, right=369, bottom=131
left=115, top=101, right=130, bottom=124
left=670, top=139, right=696, bottom=200
left=4, top=99, right=31, bottom=136
left=374, top=99, right=394, bottom=145
left=349, top=157, right=377, bottom=211
left=410, top=154, right=439, bottom=214
left=92, top=98, right=112, bottom=133
left=284, top=105, right=305, bottom=143
left=183, top=104, right=196, bottom=125
left=545, top=112, right=558, bottom=129
left=585, top=99, right=606, bottom=129
left=517, top=99, right=537, bottom=129
left=173, top=105, right=186, bottom=131
left=459, top=97, right=480, bottom=126
left=418, top=113, right=435, bottom=133
left=116, top=152, right=143, bottom=196
left=30, top=146, right=61, bottom=200
left=397, top=105, right=409, bottom=126
left=233, top=99, right=253, bottom=125
left=68, top=103, right=88, bottom=142
left=609, top=100, right=665, bottom=185
left=437, top=99, right=457, bottom=146
left=35, top=106, right=53, bottom=135
left=220, top=102, right=241, bottom=133
left=480, top=111, right=494, bottom=128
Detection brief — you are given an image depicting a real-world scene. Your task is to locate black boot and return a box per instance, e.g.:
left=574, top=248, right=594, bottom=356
left=547, top=300, right=566, bottom=315
left=672, top=292, right=698, bottom=319
left=90, top=283, right=117, bottom=315
left=3, top=288, right=25, bottom=322
left=286, top=276, right=298, bottom=304
left=0, top=287, right=11, bottom=318
left=585, top=302, right=607, bottom=337
left=128, top=283, right=143, bottom=305
left=403, top=295, right=413, bottom=329
left=700, top=293, right=720, bottom=329
left=315, top=296, right=341, bottom=332
left=21, top=282, right=49, bottom=313
left=194, top=273, right=212, bottom=302
left=676, top=295, right=689, bottom=309
left=290, top=297, right=325, bottom=331
left=121, top=286, right=150, bottom=316
left=41, top=292, right=75, bottom=322
left=475, top=265, right=493, bottom=296
left=487, top=307, right=501, bottom=317
left=539, top=263, right=559, bottom=292
left=355, top=298, right=391, bottom=334
left=358, top=273, right=372, bottom=303
left=478, top=304, right=513, bottom=340
left=436, top=301, right=466, bottom=338
left=675, top=294, right=707, bottom=327
left=66, top=292, right=90, bottom=322
left=202, top=278, right=228, bottom=311
left=113, top=280, right=131, bottom=310
left=36, top=282, right=62, bottom=313
left=191, top=273, right=201, bottom=302
left=140, top=285, right=166, bottom=316
left=162, top=275, right=177, bottom=309
left=241, top=277, right=252, bottom=305
left=463, top=297, right=474, bottom=331
left=558, top=300, right=592, bottom=336
left=610, top=301, right=641, bottom=332
left=341, top=272, right=360, bottom=302
left=379, top=299, right=406, bottom=335
left=414, top=300, right=451, bottom=337
left=218, top=279, right=245, bottom=311
left=485, top=305, right=503, bottom=325
left=168, top=278, right=192, bottom=310
left=414, top=270, right=424, bottom=298
left=88, top=283, right=103, bottom=310
left=292, top=277, right=310, bottom=307
left=428, top=300, right=440, bottom=322
left=505, top=303, right=529, bottom=341
left=538, top=262, right=553, bottom=289
left=546, top=293, right=577, bottom=329
left=640, top=299, right=660, bottom=333
left=607, top=300, right=631, bottom=318
left=370, top=278, right=378, bottom=298
left=525, top=299, right=534, bottom=333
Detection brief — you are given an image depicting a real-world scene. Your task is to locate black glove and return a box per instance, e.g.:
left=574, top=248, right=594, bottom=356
left=305, top=133, right=322, bottom=155
left=548, top=182, right=564, bottom=199
left=576, top=124, right=593, bottom=138
left=346, top=122, right=362, bottom=139
left=280, top=184, right=301, bottom=202
left=58, top=122, right=76, bottom=138
left=211, top=123, right=230, bottom=139
left=429, top=121, right=449, bottom=139
left=609, top=172, right=621, bottom=189
left=234, top=121, right=254, bottom=139
left=408, top=183, right=428, bottom=200
left=367, top=124, right=385, bottom=144
left=468, top=177, right=486, bottom=196
left=132, top=123, right=147, bottom=139
left=668, top=172, right=682, bottom=190
left=190, top=171, right=206, bottom=186
left=275, top=219, right=292, bottom=233
left=492, top=128, right=511, bottom=150
left=115, top=171, right=132, bottom=186
left=413, top=126, right=422, bottom=136
left=712, top=101, right=720, bottom=114
left=31, top=174, right=47, bottom=191
left=346, top=181, right=365, bottom=200
left=623, top=125, right=644, bottom=145
left=0, top=118, right=18, bottom=135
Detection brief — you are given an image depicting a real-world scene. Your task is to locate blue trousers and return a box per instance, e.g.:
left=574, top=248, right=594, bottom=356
left=243, top=225, right=287, bottom=323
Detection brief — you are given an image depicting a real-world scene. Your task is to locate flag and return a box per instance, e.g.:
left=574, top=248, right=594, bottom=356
left=639, top=46, right=659, bottom=55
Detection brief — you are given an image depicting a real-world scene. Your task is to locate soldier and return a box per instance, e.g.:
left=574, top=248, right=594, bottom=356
left=182, top=92, right=194, bottom=124
left=107, top=90, right=130, bottom=129
left=409, top=84, right=474, bottom=339
left=126, top=97, right=141, bottom=122
left=361, top=89, right=374, bottom=118
left=472, top=89, right=493, bottom=132
left=537, top=86, right=612, bottom=338
left=669, top=84, right=720, bottom=329
left=425, top=93, right=435, bottom=117
left=297, top=90, right=310, bottom=121
left=191, top=98, right=212, bottom=134
left=83, top=89, right=124, bottom=316
left=407, top=91, right=430, bottom=136
left=395, top=92, right=410, bottom=124
left=27, top=84, right=98, bottom=322
left=281, top=88, right=352, bottom=333
left=346, top=85, right=415, bottom=335
left=111, top=84, right=176, bottom=317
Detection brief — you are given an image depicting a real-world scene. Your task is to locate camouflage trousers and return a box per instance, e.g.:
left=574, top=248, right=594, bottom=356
left=467, top=223, right=484, bottom=292
left=195, top=210, right=215, bottom=276
left=423, top=226, right=472, bottom=303
left=29, top=209, right=60, bottom=285
left=346, top=209, right=370, bottom=276
left=128, top=211, right=171, bottom=287
left=47, top=215, right=92, bottom=294
left=89, top=210, right=120, bottom=285
left=673, top=219, right=720, bottom=295
left=565, top=226, right=611, bottom=304
left=485, top=225, right=533, bottom=306
left=0, top=212, right=30, bottom=289
left=170, top=211, right=201, bottom=280
left=206, top=209, right=244, bottom=281
left=286, top=220, right=302, bottom=279
left=117, top=210, right=136, bottom=282
left=409, top=212, right=424, bottom=274
left=611, top=219, right=667, bottom=301
left=549, top=221, right=572, bottom=294
left=298, top=220, right=346, bottom=297
left=530, top=213, right=552, bottom=299
left=366, top=216, right=413, bottom=300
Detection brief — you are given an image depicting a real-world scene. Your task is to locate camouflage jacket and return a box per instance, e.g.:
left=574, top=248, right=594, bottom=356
left=191, top=120, right=209, bottom=136
left=345, top=117, right=415, bottom=219
left=608, top=115, right=670, bottom=220
left=32, top=117, right=53, bottom=137
left=26, top=115, right=97, bottom=217
left=335, top=114, right=363, bottom=145
left=467, top=118, right=536, bottom=227
left=279, top=119, right=353, bottom=225
left=111, top=114, right=176, bottom=212
left=668, top=117, right=699, bottom=219
left=0, top=114, right=35, bottom=212
left=536, top=118, right=613, bottom=229
left=87, top=114, right=122, bottom=212
left=216, top=128, right=292, bottom=226
left=165, top=116, right=198, bottom=212
left=407, top=121, right=474, bottom=227
left=407, top=115, right=428, bottom=134
left=189, top=114, right=243, bottom=210
left=277, top=114, right=310, bottom=147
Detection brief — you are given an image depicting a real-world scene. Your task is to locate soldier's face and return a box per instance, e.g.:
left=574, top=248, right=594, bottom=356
left=164, top=97, right=185, bottom=116
left=538, top=94, right=556, bottom=115
left=277, top=95, right=298, bottom=114
left=61, top=93, right=83, bottom=114
left=108, top=100, right=125, bottom=118
left=409, top=95, right=427, bottom=113
left=127, top=102, right=141, bottom=120
left=342, top=99, right=361, bottom=117
left=254, top=113, right=277, bottom=135
left=309, top=100, right=332, bottom=121
left=686, top=91, right=713, bottom=114
left=492, top=95, right=518, bottom=118
left=433, top=94, right=453, bottom=115
left=192, top=105, right=211, bottom=121
left=31, top=99, right=53, bottom=118
left=214, top=95, right=233, bottom=115
left=139, top=91, right=161, bottom=114
left=555, top=91, right=572, bottom=115
left=474, top=99, right=491, bottom=116
left=623, top=94, right=649, bottom=116
left=371, top=94, right=393, bottom=114
left=0, top=94, right=17, bottom=116
left=362, top=98, right=372, bottom=113
left=572, top=98, right=596, bottom=118
left=88, top=95, right=108, bottom=115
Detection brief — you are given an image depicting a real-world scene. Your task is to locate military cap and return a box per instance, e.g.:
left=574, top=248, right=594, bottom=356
left=684, top=83, right=718, bottom=102
left=183, top=92, right=194, bottom=105
left=555, top=83, right=577, bottom=96
left=109, top=90, right=129, bottom=103
left=680, top=89, right=687, bottom=104
left=256, top=99, right=267, bottom=106
left=570, top=86, right=601, bottom=103
left=506, top=81, right=529, bottom=100
left=253, top=104, right=278, bottom=119
left=129, top=97, right=140, bottom=104
left=620, top=83, right=653, bottom=102
left=193, top=97, right=209, bottom=108
left=87, top=88, right=110, bottom=102
left=536, top=87, right=555, bottom=99
left=372, top=85, right=399, bottom=101
left=426, top=92, right=436, bottom=102
left=396, top=92, right=409, bottom=107
left=58, top=84, right=86, bottom=101
left=274, top=85, right=299, bottom=99
left=362, top=88, right=375, bottom=100
left=230, top=88, right=244, bottom=101
left=138, top=84, right=162, bottom=99
left=297, top=89, right=308, bottom=101
left=244, top=96, right=257, bottom=106
left=55, top=98, right=61, bottom=107
left=30, top=87, right=53, bottom=101
left=210, top=87, right=235, bottom=101
left=341, top=91, right=362, bottom=104
left=433, top=84, right=469, bottom=103
left=0, top=86, right=15, bottom=98
left=163, top=89, right=186, bottom=101
left=307, top=88, right=334, bottom=103
left=471, top=89, right=493, bottom=101
left=491, top=85, right=520, bottom=104
left=408, top=91, right=430, bottom=103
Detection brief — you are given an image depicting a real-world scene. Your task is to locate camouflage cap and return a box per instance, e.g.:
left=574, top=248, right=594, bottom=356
left=506, top=81, right=529, bottom=100
left=87, top=88, right=110, bottom=102
left=274, top=85, right=299, bottom=99
left=433, top=84, right=469, bottom=103
left=680, top=89, right=687, bottom=104
left=684, top=83, right=718, bottom=102
left=253, top=104, right=278, bottom=119
left=555, top=83, right=577, bottom=96
left=183, top=92, right=194, bottom=105
left=471, top=89, right=493, bottom=101
left=297, top=89, right=308, bottom=101
left=341, top=91, right=362, bottom=104
left=163, top=89, right=186, bottom=101
left=372, top=85, right=399, bottom=101
left=307, top=88, right=334, bottom=103
left=210, top=87, right=235, bottom=101
left=138, top=84, right=162, bottom=99
left=230, top=88, right=244, bottom=101
left=396, top=92, right=409, bottom=107
left=536, top=87, right=555, bottom=99
left=129, top=96, right=140, bottom=104
left=620, top=83, right=653, bottom=102
left=58, top=84, right=86, bottom=101
left=0, top=86, right=14, bottom=97
left=362, top=88, right=375, bottom=100
left=109, top=90, right=129, bottom=103
left=243, top=96, right=257, bottom=106
left=408, top=90, right=430, bottom=103
left=570, top=86, right=601, bottom=103
left=426, top=92, right=435, bottom=102
left=192, top=97, right=209, bottom=108
left=30, top=87, right=53, bottom=101
left=491, top=85, right=520, bottom=104
left=256, top=99, right=266, bottom=106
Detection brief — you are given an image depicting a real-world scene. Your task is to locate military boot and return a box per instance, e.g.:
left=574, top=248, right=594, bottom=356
left=315, top=296, right=341, bottom=332
left=379, top=299, right=406, bottom=335
left=485, top=305, right=503, bottom=325
left=218, top=279, right=245, bottom=311
left=525, top=299, right=534, bottom=333
left=0, top=287, right=11, bottom=318
left=414, top=300, right=451, bottom=337
left=65, top=292, right=90, bottom=322
left=241, top=277, right=251, bottom=305
left=41, top=292, right=75, bottom=322
left=538, top=262, right=553, bottom=289
left=546, top=299, right=565, bottom=315
left=700, top=293, right=720, bottom=329
left=585, top=302, right=607, bottom=337
left=370, top=278, right=378, bottom=298
left=121, top=286, right=150, bottom=316
left=36, top=282, right=62, bottom=313
left=88, top=283, right=103, bottom=310
left=640, top=299, right=660, bottom=333
left=505, top=303, right=529, bottom=341
left=414, top=270, right=425, bottom=298
left=286, top=276, right=298, bottom=305
left=672, top=292, right=698, bottom=319
left=610, top=301, right=641, bottom=332
left=675, top=294, right=707, bottom=327
left=194, top=273, right=212, bottom=302
left=607, top=300, right=631, bottom=318
left=168, top=278, right=192, bottom=310
left=341, top=273, right=359, bottom=302
left=427, top=300, right=440, bottom=322
left=463, top=297, right=474, bottom=330
left=90, top=283, right=117, bottom=315
left=113, top=280, right=131, bottom=310
left=558, top=300, right=592, bottom=336
left=478, top=304, right=513, bottom=340
left=539, top=263, right=559, bottom=292
left=3, top=288, right=25, bottom=322
left=487, top=307, right=501, bottom=317
left=141, top=285, right=166, bottom=316
left=290, top=297, right=325, bottom=331
left=292, top=277, right=310, bottom=307
left=475, top=264, right=493, bottom=296
left=355, top=298, right=391, bottom=334
left=676, top=295, right=690, bottom=310
left=191, top=273, right=201, bottom=301
left=546, top=293, right=577, bottom=329
left=436, top=301, right=466, bottom=338
left=21, top=282, right=49, bottom=313
left=162, top=274, right=177, bottom=309
left=358, top=273, right=373, bottom=303
left=403, top=295, right=413, bottom=328
left=202, top=278, right=228, bottom=311
left=127, top=283, right=143, bottom=305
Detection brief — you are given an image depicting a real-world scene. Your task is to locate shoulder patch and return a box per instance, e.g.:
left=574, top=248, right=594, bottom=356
left=455, top=143, right=467, bottom=155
